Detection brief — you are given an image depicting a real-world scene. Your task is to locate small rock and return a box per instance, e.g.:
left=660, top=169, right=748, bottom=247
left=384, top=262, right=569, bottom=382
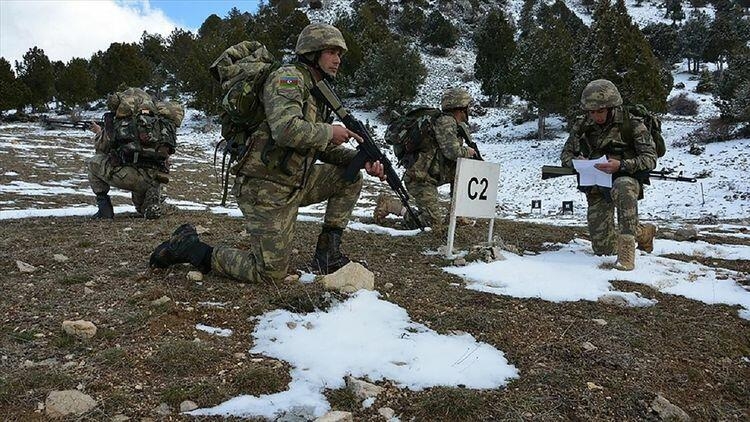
left=383, top=282, right=394, bottom=290
left=582, top=341, right=597, bottom=352
left=586, top=382, right=604, bottom=391
left=150, top=296, right=171, bottom=307
left=53, top=254, right=69, bottom=263
left=591, top=319, right=607, bottom=326
left=84, top=287, right=94, bottom=295
left=651, top=394, right=690, bottom=421
left=111, top=414, right=130, bottom=422
left=320, top=262, right=374, bottom=293
left=84, top=281, right=96, bottom=287
left=195, top=225, right=210, bottom=234
left=453, top=257, right=467, bottom=266
left=597, top=294, right=630, bottom=308
left=16, top=260, right=37, bottom=273
left=286, top=321, right=298, bottom=329
left=154, top=402, right=172, bottom=416
left=314, top=411, right=353, bottom=422
left=346, top=376, right=384, bottom=399
left=674, top=225, right=698, bottom=241
left=61, top=320, right=97, bottom=339
left=233, top=352, right=246, bottom=359
left=179, top=400, right=198, bottom=412
left=186, top=271, right=203, bottom=281
left=378, top=407, right=395, bottom=419
left=45, top=390, right=97, bottom=418
left=284, top=274, right=300, bottom=283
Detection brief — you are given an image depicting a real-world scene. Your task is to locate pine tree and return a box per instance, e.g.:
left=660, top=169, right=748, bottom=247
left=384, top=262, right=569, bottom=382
left=56, top=58, right=96, bottom=108
left=423, top=10, right=458, bottom=48
left=679, top=10, right=711, bottom=73
left=395, top=4, right=426, bottom=36
left=642, top=23, right=681, bottom=67
left=354, top=37, right=426, bottom=112
left=95, top=42, right=152, bottom=96
left=0, top=58, right=30, bottom=114
left=473, top=9, right=516, bottom=105
left=573, top=0, right=669, bottom=112
left=163, top=29, right=196, bottom=95
left=716, top=48, right=750, bottom=123
left=15, top=47, right=55, bottom=111
left=705, top=0, right=749, bottom=73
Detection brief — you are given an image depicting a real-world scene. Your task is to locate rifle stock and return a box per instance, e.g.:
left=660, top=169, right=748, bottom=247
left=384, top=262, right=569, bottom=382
left=311, top=80, right=424, bottom=230
left=541, top=165, right=697, bottom=183
left=41, top=116, right=102, bottom=131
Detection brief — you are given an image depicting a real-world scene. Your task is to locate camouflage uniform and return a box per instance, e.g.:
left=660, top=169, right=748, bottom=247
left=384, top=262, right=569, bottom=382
left=402, top=117, right=474, bottom=231
left=561, top=81, right=657, bottom=256
left=87, top=130, right=171, bottom=219
left=210, top=25, right=361, bottom=283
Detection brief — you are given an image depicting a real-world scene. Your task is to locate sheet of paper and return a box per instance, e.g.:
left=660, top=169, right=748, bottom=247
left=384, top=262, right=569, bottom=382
left=572, top=156, right=612, bottom=188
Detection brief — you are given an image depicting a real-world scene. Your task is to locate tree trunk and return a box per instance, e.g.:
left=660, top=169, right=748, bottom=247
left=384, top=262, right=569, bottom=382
left=538, top=110, right=546, bottom=141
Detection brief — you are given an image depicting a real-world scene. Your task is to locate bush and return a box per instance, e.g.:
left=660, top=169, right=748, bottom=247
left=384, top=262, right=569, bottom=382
left=667, top=92, right=699, bottom=116
left=423, top=10, right=458, bottom=48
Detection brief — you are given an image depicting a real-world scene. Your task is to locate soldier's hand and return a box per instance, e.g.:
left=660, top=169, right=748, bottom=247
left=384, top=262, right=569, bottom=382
left=594, top=158, right=621, bottom=174
left=331, top=125, right=362, bottom=146
left=467, top=147, right=476, bottom=158
left=89, top=121, right=102, bottom=135
left=365, top=160, right=386, bottom=181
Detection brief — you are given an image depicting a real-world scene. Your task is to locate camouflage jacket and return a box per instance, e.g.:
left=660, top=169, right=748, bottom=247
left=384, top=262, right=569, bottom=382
left=561, top=106, right=657, bottom=176
left=405, top=114, right=473, bottom=185
left=234, top=63, right=357, bottom=188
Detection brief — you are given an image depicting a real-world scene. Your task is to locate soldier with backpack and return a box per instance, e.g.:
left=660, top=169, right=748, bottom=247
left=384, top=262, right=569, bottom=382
left=373, top=87, right=478, bottom=231
left=561, top=79, right=658, bottom=271
left=87, top=87, right=183, bottom=220
left=149, top=23, right=386, bottom=282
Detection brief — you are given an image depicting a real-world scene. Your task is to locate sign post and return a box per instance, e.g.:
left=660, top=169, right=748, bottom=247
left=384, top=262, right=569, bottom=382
left=446, top=158, right=501, bottom=258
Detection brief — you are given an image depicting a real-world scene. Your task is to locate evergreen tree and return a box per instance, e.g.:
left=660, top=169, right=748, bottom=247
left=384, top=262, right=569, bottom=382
left=423, top=10, right=458, bottom=48
left=0, top=58, right=30, bottom=113
left=573, top=0, right=669, bottom=112
left=513, top=3, right=576, bottom=139
left=473, top=9, right=516, bottom=105
left=140, top=32, right=168, bottom=98
left=163, top=29, right=196, bottom=94
left=679, top=10, right=711, bottom=73
left=354, top=37, right=426, bottom=112
left=395, top=4, right=426, bottom=36
left=56, top=58, right=96, bottom=108
left=95, top=42, right=152, bottom=96
left=663, top=0, right=686, bottom=24
left=249, top=4, right=309, bottom=59
left=716, top=48, right=750, bottom=123
left=705, top=0, right=749, bottom=72
left=642, top=23, right=681, bottom=67
left=15, top=47, right=55, bottom=111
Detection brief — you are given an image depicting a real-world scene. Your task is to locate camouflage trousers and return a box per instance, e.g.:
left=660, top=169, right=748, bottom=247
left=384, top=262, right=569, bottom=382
left=211, top=163, right=363, bottom=283
left=403, top=177, right=447, bottom=231
left=586, top=176, right=643, bottom=255
left=87, top=153, right=171, bottom=219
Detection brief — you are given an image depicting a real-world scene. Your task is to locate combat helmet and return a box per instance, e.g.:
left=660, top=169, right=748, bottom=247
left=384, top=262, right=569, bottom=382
left=580, top=79, right=623, bottom=111
left=295, top=23, right=348, bottom=55
left=441, top=87, right=472, bottom=111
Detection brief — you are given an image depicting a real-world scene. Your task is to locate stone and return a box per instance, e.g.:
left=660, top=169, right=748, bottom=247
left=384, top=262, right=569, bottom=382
left=591, top=319, right=607, bottom=326
left=62, top=320, right=97, bottom=339
left=150, top=296, right=171, bottom=307
left=186, top=271, right=203, bottom=281
left=314, top=411, right=353, bottom=422
left=582, top=341, right=597, bottom=352
left=16, top=260, right=36, bottom=273
left=378, top=407, right=395, bottom=419
left=284, top=274, right=300, bottom=283
left=53, top=254, right=69, bottom=263
left=674, top=225, right=698, bottom=241
left=154, top=402, right=171, bottom=415
left=345, top=376, right=384, bottom=399
left=651, top=394, right=690, bottom=421
left=179, top=400, right=198, bottom=412
left=597, top=294, right=630, bottom=308
left=111, top=415, right=130, bottom=422
left=320, top=262, right=374, bottom=293
left=45, top=390, right=97, bottom=418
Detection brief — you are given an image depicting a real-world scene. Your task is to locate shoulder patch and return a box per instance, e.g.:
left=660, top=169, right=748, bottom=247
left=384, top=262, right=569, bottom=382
left=278, top=75, right=301, bottom=90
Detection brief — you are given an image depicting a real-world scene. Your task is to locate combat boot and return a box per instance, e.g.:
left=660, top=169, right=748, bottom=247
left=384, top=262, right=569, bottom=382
left=614, top=234, right=636, bottom=271
left=636, top=223, right=657, bottom=253
left=373, top=194, right=404, bottom=223
left=310, top=227, right=351, bottom=274
left=92, top=194, right=114, bottom=219
left=149, top=223, right=213, bottom=273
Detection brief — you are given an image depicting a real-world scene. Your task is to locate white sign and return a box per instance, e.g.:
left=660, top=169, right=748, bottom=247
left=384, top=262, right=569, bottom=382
left=451, top=158, right=501, bottom=218
left=445, top=158, right=501, bottom=258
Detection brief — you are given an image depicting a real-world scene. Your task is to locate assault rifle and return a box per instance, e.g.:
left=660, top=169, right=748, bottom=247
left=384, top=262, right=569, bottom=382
left=40, top=115, right=102, bottom=131
left=457, top=124, right=483, bottom=161
left=311, top=79, right=424, bottom=230
left=541, top=165, right=697, bottom=183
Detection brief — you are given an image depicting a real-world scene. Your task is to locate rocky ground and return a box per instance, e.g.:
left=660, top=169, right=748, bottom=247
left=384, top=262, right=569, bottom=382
left=1, top=211, right=748, bottom=421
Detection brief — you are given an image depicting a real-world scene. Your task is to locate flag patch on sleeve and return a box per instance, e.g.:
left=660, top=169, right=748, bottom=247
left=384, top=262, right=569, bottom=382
left=278, top=76, right=301, bottom=89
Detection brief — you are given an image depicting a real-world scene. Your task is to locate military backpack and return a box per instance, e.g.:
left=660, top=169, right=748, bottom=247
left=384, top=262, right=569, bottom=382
left=105, top=87, right=183, bottom=174
left=622, top=104, right=666, bottom=158
left=384, top=107, right=443, bottom=167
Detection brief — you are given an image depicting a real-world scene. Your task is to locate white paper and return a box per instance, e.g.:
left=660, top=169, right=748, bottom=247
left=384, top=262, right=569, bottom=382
left=572, top=156, right=612, bottom=188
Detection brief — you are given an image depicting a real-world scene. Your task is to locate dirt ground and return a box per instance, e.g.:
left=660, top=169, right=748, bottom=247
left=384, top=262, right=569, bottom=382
left=0, top=212, right=748, bottom=421
left=0, top=123, right=748, bottom=421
